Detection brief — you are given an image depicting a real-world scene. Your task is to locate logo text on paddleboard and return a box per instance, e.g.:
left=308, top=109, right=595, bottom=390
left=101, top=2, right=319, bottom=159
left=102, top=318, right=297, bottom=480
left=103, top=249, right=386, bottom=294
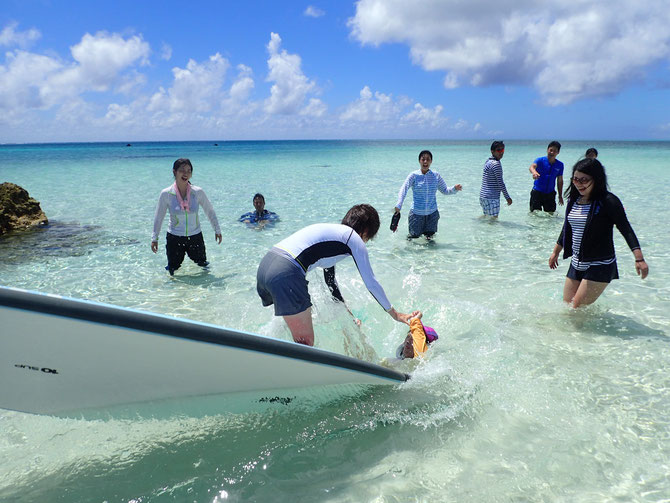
left=259, top=396, right=295, bottom=405
left=14, top=364, right=59, bottom=375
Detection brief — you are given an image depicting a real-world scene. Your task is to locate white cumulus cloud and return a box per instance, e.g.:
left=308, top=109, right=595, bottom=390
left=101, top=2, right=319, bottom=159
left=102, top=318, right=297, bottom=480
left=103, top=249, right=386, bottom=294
left=0, top=31, right=150, bottom=114
left=148, top=53, right=229, bottom=113
left=105, top=102, right=133, bottom=124
left=453, top=119, right=468, bottom=130
left=132, top=55, right=260, bottom=132
left=265, top=32, right=318, bottom=115
left=340, top=85, right=399, bottom=122
left=0, top=51, right=63, bottom=112
left=0, top=23, right=479, bottom=140
left=301, top=98, right=327, bottom=117
left=304, top=6, right=325, bottom=18
left=43, top=32, right=150, bottom=106
left=228, top=64, right=254, bottom=103
left=160, top=43, right=172, bottom=61
left=401, top=103, right=445, bottom=127
left=349, top=0, right=670, bottom=105
left=340, top=86, right=453, bottom=133
left=0, top=22, right=40, bottom=48
left=70, top=32, right=150, bottom=85
left=116, top=71, right=147, bottom=95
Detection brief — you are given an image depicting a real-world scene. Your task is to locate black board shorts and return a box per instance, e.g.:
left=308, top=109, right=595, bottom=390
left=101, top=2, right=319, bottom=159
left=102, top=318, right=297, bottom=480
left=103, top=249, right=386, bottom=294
left=567, top=261, right=619, bottom=283
left=256, top=249, right=312, bottom=316
left=530, top=189, right=557, bottom=212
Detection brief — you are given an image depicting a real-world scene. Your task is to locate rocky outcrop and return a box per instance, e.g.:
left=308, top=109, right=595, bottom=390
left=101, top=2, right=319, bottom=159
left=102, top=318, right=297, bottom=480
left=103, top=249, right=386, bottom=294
left=0, top=182, right=48, bottom=236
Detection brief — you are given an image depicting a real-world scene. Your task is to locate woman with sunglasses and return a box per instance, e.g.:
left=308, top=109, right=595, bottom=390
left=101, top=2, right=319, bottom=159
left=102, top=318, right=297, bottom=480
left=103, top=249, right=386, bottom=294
left=548, top=158, right=648, bottom=307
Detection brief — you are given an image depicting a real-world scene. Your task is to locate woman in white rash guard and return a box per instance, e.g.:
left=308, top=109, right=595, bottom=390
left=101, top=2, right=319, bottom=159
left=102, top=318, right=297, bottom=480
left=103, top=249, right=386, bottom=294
left=256, top=204, right=414, bottom=346
left=151, top=158, right=222, bottom=275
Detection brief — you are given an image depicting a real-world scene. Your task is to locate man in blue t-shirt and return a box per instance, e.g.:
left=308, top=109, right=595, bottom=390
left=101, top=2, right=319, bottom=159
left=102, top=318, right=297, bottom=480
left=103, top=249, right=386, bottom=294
left=529, top=141, right=564, bottom=213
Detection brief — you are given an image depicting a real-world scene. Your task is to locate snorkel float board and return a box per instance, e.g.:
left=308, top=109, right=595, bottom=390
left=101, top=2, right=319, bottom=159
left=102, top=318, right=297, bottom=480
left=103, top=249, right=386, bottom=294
left=0, top=286, right=408, bottom=417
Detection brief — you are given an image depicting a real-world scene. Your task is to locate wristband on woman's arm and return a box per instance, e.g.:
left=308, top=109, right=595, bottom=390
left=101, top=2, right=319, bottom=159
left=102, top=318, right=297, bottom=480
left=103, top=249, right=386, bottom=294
left=635, top=258, right=645, bottom=262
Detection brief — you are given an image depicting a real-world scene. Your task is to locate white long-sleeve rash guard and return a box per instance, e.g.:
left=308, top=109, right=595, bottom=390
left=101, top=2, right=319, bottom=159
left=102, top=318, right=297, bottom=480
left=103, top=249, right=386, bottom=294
left=273, top=223, right=393, bottom=311
left=152, top=184, right=221, bottom=242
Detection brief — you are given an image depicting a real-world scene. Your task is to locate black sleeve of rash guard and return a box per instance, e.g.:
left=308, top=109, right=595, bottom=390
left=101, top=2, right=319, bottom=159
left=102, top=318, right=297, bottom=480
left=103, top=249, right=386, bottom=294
left=323, top=266, right=345, bottom=303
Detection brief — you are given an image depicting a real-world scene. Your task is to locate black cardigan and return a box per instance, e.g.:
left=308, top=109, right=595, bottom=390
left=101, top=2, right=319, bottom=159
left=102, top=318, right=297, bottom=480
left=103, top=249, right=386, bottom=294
left=558, top=192, right=640, bottom=262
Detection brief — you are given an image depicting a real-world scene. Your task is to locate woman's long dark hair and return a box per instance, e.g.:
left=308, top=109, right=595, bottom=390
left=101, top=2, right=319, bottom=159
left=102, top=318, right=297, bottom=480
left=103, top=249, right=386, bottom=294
left=564, top=158, right=608, bottom=201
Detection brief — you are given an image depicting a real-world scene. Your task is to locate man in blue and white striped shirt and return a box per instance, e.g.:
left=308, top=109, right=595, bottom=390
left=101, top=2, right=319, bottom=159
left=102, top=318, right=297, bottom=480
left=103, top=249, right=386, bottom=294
left=479, top=141, right=513, bottom=218
left=394, top=150, right=462, bottom=239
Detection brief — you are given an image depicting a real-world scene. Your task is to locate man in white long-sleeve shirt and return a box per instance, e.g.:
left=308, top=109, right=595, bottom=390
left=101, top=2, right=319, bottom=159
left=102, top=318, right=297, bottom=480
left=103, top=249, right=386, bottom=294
left=394, top=150, right=462, bottom=239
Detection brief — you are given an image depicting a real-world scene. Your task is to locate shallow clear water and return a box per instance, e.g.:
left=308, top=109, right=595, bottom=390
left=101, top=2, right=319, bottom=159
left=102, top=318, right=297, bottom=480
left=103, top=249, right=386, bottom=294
left=1, top=140, right=669, bottom=502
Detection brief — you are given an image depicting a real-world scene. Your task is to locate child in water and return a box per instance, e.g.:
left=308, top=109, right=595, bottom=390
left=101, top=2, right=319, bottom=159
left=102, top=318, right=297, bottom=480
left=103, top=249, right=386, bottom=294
left=395, top=311, right=439, bottom=360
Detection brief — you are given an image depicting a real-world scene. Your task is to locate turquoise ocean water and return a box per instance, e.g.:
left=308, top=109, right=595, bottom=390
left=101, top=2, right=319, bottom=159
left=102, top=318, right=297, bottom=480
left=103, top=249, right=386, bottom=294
left=1, top=140, right=669, bottom=502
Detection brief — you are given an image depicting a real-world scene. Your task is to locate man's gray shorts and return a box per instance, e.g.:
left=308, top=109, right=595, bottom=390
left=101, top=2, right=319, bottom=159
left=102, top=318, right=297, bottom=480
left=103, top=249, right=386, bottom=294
left=256, top=249, right=312, bottom=316
left=408, top=210, right=439, bottom=237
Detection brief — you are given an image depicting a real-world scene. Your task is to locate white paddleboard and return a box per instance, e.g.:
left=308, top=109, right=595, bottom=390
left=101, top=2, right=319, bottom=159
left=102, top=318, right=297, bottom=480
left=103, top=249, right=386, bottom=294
left=0, top=286, right=408, bottom=417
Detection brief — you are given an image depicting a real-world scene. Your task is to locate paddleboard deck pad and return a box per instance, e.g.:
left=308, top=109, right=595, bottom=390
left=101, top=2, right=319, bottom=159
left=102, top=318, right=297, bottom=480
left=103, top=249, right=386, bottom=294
left=0, top=286, right=408, bottom=417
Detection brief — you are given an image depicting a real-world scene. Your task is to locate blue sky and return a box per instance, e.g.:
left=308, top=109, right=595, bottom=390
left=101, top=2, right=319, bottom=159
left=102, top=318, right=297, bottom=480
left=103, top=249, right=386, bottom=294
left=1, top=0, right=669, bottom=143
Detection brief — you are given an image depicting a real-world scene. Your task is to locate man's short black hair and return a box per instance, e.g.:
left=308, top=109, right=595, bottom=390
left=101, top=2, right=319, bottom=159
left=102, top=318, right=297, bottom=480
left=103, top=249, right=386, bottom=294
left=418, top=150, right=433, bottom=161
left=253, top=193, right=265, bottom=202
left=490, top=140, right=505, bottom=152
left=548, top=141, right=561, bottom=151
